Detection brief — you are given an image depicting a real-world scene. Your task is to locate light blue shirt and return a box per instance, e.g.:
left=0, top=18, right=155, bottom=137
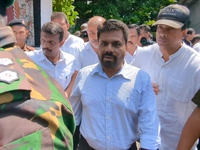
left=69, top=63, right=160, bottom=150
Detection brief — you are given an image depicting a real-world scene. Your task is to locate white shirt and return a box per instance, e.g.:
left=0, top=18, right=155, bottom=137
left=26, top=49, right=76, bottom=90
left=61, top=34, right=84, bottom=71
left=125, top=46, right=142, bottom=64
left=80, top=42, right=99, bottom=68
left=69, top=63, right=160, bottom=150
left=131, top=43, right=200, bottom=150
left=193, top=42, right=200, bottom=53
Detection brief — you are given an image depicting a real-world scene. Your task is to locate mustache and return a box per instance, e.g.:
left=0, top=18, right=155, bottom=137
left=103, top=52, right=114, bottom=57
left=42, top=48, right=52, bottom=51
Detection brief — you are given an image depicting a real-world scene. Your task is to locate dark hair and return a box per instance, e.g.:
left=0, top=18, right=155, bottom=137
left=191, top=34, right=200, bottom=44
left=127, top=24, right=140, bottom=36
left=41, top=21, right=64, bottom=42
left=139, top=24, right=151, bottom=32
left=97, top=19, right=129, bottom=44
left=51, top=12, right=69, bottom=24
left=187, top=28, right=195, bottom=35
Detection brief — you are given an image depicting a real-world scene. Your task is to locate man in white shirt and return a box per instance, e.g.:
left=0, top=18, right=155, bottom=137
left=131, top=4, right=200, bottom=150
left=70, top=19, right=160, bottom=150
left=26, top=22, right=77, bottom=98
left=80, top=16, right=106, bottom=68
left=51, top=12, right=84, bottom=71
left=125, top=24, right=142, bottom=64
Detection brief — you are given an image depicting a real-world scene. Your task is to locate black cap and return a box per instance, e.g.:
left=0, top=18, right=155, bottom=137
left=0, top=0, right=15, bottom=16
left=8, top=19, right=27, bottom=29
left=153, top=4, right=190, bottom=28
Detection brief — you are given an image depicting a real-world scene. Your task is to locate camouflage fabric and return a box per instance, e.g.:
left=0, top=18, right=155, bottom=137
left=0, top=26, right=75, bottom=150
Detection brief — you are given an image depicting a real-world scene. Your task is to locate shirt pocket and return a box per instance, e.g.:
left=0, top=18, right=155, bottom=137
left=168, top=77, right=191, bottom=103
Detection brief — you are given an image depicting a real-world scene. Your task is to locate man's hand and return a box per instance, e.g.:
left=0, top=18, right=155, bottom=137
left=152, top=83, right=160, bottom=95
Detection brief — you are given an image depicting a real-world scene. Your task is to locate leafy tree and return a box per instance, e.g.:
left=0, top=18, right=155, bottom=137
left=73, top=0, right=177, bottom=31
left=52, top=0, right=78, bottom=25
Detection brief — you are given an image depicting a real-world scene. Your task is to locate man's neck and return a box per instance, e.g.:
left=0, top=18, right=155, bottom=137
left=102, top=62, right=124, bottom=78
left=64, top=31, right=70, bottom=42
left=16, top=43, right=26, bottom=49
left=46, top=52, right=60, bottom=65
left=160, top=43, right=182, bottom=62
left=127, top=45, right=137, bottom=55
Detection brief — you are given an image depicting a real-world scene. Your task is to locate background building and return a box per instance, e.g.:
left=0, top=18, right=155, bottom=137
left=6, top=0, right=52, bottom=47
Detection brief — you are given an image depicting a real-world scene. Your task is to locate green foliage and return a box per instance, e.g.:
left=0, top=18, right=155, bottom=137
left=52, top=0, right=78, bottom=25
left=73, top=0, right=177, bottom=31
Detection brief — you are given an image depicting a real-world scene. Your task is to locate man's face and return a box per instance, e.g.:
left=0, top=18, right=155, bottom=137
left=40, top=31, right=62, bottom=59
left=188, top=31, right=195, bottom=41
left=51, top=17, right=69, bottom=39
left=12, top=25, right=28, bottom=46
left=127, top=28, right=140, bottom=50
left=98, top=30, right=126, bottom=69
left=140, top=28, right=149, bottom=40
left=156, top=24, right=185, bottom=49
left=87, top=24, right=99, bottom=49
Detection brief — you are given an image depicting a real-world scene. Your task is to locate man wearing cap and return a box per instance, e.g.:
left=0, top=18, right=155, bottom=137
left=0, top=0, right=75, bottom=149
left=131, top=4, right=200, bottom=149
left=8, top=18, right=35, bottom=51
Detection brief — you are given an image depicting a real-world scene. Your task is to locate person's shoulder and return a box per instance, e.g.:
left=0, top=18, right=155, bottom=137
left=25, top=49, right=42, bottom=57
left=69, top=34, right=84, bottom=44
left=25, top=45, right=35, bottom=51
left=61, top=50, right=75, bottom=60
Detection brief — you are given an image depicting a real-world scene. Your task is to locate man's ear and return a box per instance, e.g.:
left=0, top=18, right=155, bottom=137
left=66, top=23, right=70, bottom=30
left=182, top=29, right=188, bottom=39
left=60, top=40, right=65, bottom=47
left=26, top=30, right=29, bottom=38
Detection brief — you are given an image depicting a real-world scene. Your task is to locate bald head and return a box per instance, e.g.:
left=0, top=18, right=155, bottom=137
left=88, top=16, right=106, bottom=26
left=87, top=16, right=106, bottom=50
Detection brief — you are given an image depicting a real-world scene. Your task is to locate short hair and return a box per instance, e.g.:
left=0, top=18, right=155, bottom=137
left=187, top=28, right=195, bottom=35
left=51, top=12, right=69, bottom=24
left=140, top=24, right=151, bottom=32
left=127, top=24, right=140, bottom=36
left=41, top=21, right=64, bottom=42
left=97, top=19, right=129, bottom=44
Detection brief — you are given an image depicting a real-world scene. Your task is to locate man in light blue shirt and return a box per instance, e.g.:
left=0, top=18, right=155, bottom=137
left=69, top=19, right=160, bottom=150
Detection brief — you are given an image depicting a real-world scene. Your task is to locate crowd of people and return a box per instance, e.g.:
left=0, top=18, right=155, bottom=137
left=1, top=0, right=200, bottom=150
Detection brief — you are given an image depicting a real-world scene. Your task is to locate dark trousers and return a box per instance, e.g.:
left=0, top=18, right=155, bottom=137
left=78, top=135, right=137, bottom=150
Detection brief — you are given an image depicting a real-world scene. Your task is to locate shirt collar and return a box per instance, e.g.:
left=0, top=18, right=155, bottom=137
left=91, top=62, right=132, bottom=80
left=37, top=49, right=65, bottom=62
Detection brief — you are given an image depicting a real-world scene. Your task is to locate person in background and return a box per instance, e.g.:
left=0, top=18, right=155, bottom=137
left=0, top=0, right=75, bottom=149
left=131, top=4, right=200, bottom=149
left=69, top=19, right=160, bottom=150
left=51, top=12, right=83, bottom=71
left=8, top=18, right=35, bottom=51
left=79, top=23, right=89, bottom=42
left=192, top=34, right=200, bottom=53
left=26, top=21, right=77, bottom=99
left=139, top=24, right=156, bottom=47
left=125, top=24, right=142, bottom=64
left=183, top=28, right=195, bottom=47
left=80, top=16, right=106, bottom=68
left=74, top=30, right=81, bottom=37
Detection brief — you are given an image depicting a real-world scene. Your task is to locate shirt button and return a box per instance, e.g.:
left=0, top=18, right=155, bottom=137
left=107, top=136, right=110, bottom=140
left=107, top=98, right=110, bottom=100
left=107, top=116, right=110, bottom=120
